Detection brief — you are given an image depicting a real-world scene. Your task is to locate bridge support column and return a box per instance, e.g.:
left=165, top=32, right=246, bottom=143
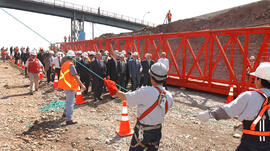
left=71, top=12, right=84, bottom=42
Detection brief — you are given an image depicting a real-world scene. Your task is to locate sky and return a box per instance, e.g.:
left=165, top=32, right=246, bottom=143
left=0, top=0, right=260, bottom=49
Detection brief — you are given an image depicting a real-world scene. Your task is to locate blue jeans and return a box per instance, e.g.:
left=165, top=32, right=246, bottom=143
left=236, top=139, right=270, bottom=151
left=64, top=90, right=76, bottom=121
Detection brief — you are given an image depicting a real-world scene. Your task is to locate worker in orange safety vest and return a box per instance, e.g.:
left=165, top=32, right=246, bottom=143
left=167, top=10, right=172, bottom=23
left=25, top=50, right=44, bottom=95
left=58, top=50, right=86, bottom=125
left=198, top=62, right=270, bottom=151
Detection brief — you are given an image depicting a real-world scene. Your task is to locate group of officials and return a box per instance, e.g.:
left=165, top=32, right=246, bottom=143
left=75, top=49, right=169, bottom=101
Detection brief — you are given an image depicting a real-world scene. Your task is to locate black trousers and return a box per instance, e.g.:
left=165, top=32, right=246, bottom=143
left=129, top=124, right=162, bottom=151
left=80, top=76, right=90, bottom=93
left=118, top=74, right=126, bottom=91
left=142, top=76, right=151, bottom=86
left=46, top=67, right=53, bottom=83
left=92, top=78, right=104, bottom=99
left=236, top=137, right=270, bottom=151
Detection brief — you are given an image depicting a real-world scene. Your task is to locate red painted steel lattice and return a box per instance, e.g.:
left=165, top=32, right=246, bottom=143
left=55, top=26, right=270, bottom=96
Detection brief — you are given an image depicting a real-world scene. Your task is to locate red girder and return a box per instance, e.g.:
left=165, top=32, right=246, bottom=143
left=55, top=26, right=270, bottom=96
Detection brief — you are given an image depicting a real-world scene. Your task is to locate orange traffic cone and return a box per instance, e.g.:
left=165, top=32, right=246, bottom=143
left=17, top=62, right=20, bottom=67
left=39, top=67, right=43, bottom=79
left=75, top=87, right=86, bottom=105
left=116, top=101, right=133, bottom=137
left=21, top=62, right=25, bottom=70
left=53, top=73, right=58, bottom=89
left=225, top=86, right=234, bottom=103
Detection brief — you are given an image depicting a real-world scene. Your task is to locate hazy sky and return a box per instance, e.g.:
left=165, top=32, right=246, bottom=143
left=0, top=0, right=260, bottom=49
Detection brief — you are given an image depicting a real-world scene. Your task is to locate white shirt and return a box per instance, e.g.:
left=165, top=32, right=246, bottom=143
left=223, top=88, right=270, bottom=121
left=158, top=58, right=169, bottom=70
left=52, top=57, right=62, bottom=69
left=125, top=85, right=173, bottom=125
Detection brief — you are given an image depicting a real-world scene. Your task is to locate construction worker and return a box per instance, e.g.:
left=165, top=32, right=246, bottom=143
left=198, top=62, right=270, bottom=151
left=25, top=50, right=44, bottom=95
left=104, top=62, right=173, bottom=151
left=58, top=50, right=86, bottom=125
left=167, top=10, right=172, bottom=24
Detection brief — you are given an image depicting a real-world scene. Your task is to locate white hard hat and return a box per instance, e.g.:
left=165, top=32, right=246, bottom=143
left=250, top=62, right=270, bottom=82
left=88, top=51, right=94, bottom=56
left=121, top=50, right=126, bottom=55
left=56, top=52, right=61, bottom=57
left=133, top=52, right=138, bottom=56
left=77, top=50, right=82, bottom=54
left=67, top=50, right=75, bottom=57
left=250, top=56, right=255, bottom=60
left=82, top=52, right=88, bottom=58
left=114, top=50, right=119, bottom=56
left=149, top=62, right=168, bottom=81
left=145, top=53, right=151, bottom=57
left=104, top=51, right=109, bottom=56
left=49, top=50, right=54, bottom=54
left=119, top=54, right=124, bottom=58
left=30, top=50, right=37, bottom=56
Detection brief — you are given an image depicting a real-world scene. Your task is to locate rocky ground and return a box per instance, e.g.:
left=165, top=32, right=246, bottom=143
left=0, top=61, right=242, bottom=151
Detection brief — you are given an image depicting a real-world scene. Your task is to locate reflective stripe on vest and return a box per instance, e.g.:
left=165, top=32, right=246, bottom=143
left=242, top=89, right=270, bottom=136
left=59, top=69, right=71, bottom=88
left=137, top=86, right=168, bottom=122
left=87, top=57, right=92, bottom=62
left=58, top=61, right=79, bottom=90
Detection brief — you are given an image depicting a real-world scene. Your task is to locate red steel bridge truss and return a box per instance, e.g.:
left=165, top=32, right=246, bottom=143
left=55, top=26, right=270, bottom=96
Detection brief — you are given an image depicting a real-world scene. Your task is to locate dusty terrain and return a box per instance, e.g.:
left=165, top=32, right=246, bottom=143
left=0, top=61, right=243, bottom=151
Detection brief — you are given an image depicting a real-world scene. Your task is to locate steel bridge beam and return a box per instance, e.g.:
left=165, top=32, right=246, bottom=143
left=0, top=0, right=146, bottom=31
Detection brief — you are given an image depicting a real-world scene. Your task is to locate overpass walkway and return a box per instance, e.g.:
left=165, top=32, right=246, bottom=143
left=0, top=0, right=155, bottom=30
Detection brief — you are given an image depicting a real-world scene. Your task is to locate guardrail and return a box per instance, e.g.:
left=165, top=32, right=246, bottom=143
left=25, top=0, right=156, bottom=27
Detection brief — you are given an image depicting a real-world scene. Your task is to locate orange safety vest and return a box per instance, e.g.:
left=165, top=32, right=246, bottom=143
left=58, top=60, right=79, bottom=91
left=168, top=12, right=172, bottom=19
left=242, top=89, right=270, bottom=137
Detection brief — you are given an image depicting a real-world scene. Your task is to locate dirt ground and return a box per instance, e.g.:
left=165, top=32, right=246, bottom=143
left=0, top=61, right=242, bottom=151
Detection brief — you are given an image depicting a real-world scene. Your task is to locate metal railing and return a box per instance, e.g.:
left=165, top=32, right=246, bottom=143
left=25, top=0, right=156, bottom=27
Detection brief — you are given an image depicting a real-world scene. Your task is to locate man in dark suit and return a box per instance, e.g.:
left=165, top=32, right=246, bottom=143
left=125, top=52, right=132, bottom=88
left=91, top=52, right=107, bottom=100
left=117, top=54, right=127, bottom=90
left=141, top=53, right=155, bottom=86
left=128, top=52, right=142, bottom=91
left=107, top=50, right=119, bottom=82
left=76, top=52, right=91, bottom=95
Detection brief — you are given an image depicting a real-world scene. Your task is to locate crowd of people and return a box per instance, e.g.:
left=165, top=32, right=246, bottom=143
left=1, top=46, right=169, bottom=100
left=3, top=45, right=270, bottom=151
